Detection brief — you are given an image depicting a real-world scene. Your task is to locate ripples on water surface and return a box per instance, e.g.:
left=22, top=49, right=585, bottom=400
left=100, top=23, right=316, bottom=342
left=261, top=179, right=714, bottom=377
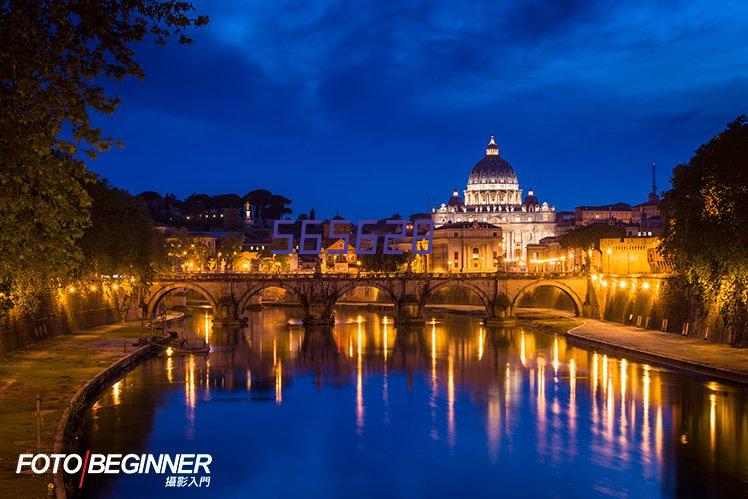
left=78, top=308, right=748, bottom=498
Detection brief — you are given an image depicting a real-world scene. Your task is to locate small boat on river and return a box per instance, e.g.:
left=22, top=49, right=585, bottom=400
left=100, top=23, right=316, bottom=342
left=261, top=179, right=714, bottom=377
left=165, top=339, right=210, bottom=356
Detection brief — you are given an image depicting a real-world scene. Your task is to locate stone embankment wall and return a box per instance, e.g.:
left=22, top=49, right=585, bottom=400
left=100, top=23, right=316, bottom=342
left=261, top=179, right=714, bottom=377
left=0, top=290, right=138, bottom=355
left=52, top=343, right=159, bottom=498
left=592, top=278, right=740, bottom=345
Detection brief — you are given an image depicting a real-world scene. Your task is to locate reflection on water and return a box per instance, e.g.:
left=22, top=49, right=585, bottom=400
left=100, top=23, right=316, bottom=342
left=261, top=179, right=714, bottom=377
left=79, top=308, right=748, bottom=498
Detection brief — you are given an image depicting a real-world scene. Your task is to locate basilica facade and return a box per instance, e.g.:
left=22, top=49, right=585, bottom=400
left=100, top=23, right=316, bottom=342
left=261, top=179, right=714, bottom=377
left=432, top=137, right=557, bottom=267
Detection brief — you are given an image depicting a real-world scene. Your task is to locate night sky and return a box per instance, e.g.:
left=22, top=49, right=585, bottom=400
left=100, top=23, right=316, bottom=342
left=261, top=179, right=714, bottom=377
left=90, top=0, right=748, bottom=219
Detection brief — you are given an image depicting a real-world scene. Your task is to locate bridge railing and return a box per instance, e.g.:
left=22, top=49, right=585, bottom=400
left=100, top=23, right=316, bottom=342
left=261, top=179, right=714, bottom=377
left=153, top=270, right=590, bottom=281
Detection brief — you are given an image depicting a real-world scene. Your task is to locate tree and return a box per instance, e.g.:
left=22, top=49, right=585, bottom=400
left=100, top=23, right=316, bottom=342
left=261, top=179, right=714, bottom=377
left=359, top=251, right=411, bottom=273
left=217, top=232, right=245, bottom=271
left=0, top=1, right=207, bottom=311
left=0, top=149, right=92, bottom=311
left=77, top=178, right=163, bottom=285
left=165, top=228, right=211, bottom=272
left=660, top=116, right=748, bottom=345
left=243, top=189, right=292, bottom=219
left=257, top=248, right=290, bottom=273
left=558, top=223, right=626, bottom=251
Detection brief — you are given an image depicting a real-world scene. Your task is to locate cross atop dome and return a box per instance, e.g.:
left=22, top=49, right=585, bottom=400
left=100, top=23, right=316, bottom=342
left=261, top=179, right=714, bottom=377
left=486, top=135, right=499, bottom=156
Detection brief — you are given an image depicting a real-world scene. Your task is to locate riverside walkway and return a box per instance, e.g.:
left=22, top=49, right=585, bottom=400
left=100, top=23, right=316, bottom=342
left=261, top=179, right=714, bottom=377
left=567, top=319, right=748, bottom=385
left=0, top=319, right=165, bottom=497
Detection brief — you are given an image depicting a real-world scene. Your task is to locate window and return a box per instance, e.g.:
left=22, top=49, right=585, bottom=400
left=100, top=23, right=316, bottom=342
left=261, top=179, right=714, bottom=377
left=454, top=232, right=458, bottom=237
left=472, top=248, right=479, bottom=260
left=454, top=251, right=459, bottom=260
left=492, top=232, right=497, bottom=237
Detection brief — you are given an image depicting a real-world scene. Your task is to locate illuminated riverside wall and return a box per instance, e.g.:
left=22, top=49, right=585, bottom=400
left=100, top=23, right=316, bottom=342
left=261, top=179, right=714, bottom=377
left=589, top=275, right=738, bottom=344
left=0, top=289, right=124, bottom=354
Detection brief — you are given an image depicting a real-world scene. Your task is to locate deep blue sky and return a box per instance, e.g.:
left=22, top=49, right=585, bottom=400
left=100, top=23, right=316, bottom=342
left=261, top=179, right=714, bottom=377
left=91, top=0, right=748, bottom=219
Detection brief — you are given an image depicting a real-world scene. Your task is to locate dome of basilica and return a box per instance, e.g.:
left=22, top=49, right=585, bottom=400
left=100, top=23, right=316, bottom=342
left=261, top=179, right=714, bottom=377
left=467, top=136, right=519, bottom=186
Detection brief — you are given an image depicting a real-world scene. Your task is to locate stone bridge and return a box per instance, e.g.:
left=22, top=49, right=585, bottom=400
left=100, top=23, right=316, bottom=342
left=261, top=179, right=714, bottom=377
left=145, top=272, right=597, bottom=327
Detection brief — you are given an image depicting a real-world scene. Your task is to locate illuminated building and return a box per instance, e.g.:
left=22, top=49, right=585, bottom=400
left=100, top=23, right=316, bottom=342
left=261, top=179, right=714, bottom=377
left=599, top=236, right=672, bottom=275
left=427, top=222, right=504, bottom=273
left=574, top=202, right=634, bottom=226
left=432, top=136, right=557, bottom=267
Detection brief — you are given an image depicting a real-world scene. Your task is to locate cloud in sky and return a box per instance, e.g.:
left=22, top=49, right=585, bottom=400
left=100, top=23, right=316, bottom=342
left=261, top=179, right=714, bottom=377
left=92, top=0, right=748, bottom=218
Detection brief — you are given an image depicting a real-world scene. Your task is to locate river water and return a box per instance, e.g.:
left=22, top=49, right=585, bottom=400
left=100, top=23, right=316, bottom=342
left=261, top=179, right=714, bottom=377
left=77, top=307, right=748, bottom=498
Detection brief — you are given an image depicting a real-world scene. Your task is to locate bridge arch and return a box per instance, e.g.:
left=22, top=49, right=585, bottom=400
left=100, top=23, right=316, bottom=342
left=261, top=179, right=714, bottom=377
left=236, top=282, right=301, bottom=314
left=147, top=282, right=219, bottom=318
left=511, top=280, right=583, bottom=316
left=335, top=281, right=397, bottom=306
left=423, top=280, right=492, bottom=313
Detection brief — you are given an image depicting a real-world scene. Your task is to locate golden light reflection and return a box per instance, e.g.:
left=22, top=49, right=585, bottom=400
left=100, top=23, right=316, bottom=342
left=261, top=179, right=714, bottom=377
left=383, top=321, right=388, bottom=362
left=642, top=364, right=651, bottom=458
left=709, top=393, right=717, bottom=452
left=602, top=355, right=609, bottom=395
left=520, top=332, right=527, bottom=367
left=606, top=378, right=614, bottom=441
left=655, top=407, right=663, bottom=461
left=447, top=354, right=455, bottom=446
left=275, top=359, right=283, bottom=405
left=204, top=358, right=211, bottom=399
left=431, top=322, right=437, bottom=388
left=620, top=359, right=628, bottom=443
left=569, top=359, right=576, bottom=432
left=536, top=356, right=546, bottom=427
left=204, top=310, right=210, bottom=344
left=112, top=380, right=121, bottom=406
left=185, top=355, right=196, bottom=410
left=552, top=336, right=559, bottom=379
left=591, top=353, right=599, bottom=427
left=478, top=327, right=484, bottom=360
left=356, top=319, right=364, bottom=434
left=592, top=353, right=599, bottom=394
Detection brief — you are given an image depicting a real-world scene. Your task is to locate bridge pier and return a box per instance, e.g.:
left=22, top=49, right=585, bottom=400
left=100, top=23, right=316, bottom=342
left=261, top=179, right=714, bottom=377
left=302, top=300, right=335, bottom=326
left=484, top=294, right=516, bottom=325
left=212, top=295, right=243, bottom=327
left=394, top=296, right=425, bottom=326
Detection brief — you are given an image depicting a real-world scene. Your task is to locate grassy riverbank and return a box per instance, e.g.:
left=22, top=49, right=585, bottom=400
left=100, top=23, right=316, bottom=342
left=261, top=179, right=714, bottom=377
left=0, top=321, right=150, bottom=497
